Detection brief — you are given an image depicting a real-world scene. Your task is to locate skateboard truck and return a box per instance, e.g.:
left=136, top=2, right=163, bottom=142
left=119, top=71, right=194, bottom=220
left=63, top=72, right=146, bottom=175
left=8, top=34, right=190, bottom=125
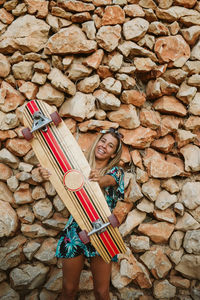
left=88, top=219, right=110, bottom=236
left=31, top=111, right=52, bottom=133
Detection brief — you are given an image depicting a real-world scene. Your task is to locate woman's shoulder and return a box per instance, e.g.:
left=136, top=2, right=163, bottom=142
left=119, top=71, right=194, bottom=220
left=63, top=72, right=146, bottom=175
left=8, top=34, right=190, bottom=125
left=107, top=166, right=124, bottom=178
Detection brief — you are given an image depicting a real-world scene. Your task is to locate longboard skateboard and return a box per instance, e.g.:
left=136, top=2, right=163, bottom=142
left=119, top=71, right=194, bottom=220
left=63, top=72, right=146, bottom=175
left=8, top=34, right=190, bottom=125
left=22, top=99, right=126, bottom=263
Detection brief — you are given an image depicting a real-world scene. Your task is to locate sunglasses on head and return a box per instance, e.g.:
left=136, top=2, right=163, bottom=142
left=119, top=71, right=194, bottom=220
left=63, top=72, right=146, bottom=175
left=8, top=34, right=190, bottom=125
left=100, top=127, right=124, bottom=140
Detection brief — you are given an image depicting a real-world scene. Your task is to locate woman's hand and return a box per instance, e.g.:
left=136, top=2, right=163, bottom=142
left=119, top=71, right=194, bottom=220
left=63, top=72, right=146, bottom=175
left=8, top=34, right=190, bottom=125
left=38, top=164, right=51, bottom=180
left=89, top=169, right=101, bottom=183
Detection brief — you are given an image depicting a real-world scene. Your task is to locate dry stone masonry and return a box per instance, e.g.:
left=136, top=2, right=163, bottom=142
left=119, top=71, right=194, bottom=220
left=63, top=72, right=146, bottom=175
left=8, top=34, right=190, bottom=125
left=0, top=0, right=200, bottom=299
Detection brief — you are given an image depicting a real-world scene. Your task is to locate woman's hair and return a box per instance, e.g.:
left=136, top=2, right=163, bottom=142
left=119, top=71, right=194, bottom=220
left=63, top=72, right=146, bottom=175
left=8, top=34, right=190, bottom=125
left=86, top=128, right=123, bottom=176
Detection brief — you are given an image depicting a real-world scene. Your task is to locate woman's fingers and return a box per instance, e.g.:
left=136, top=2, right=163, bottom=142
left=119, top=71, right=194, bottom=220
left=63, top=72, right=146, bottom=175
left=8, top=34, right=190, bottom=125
left=38, top=166, right=51, bottom=180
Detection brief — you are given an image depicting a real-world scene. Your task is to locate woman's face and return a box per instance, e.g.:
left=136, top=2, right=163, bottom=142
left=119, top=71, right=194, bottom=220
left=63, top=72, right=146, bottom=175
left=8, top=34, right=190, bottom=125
left=95, top=133, right=119, bottom=162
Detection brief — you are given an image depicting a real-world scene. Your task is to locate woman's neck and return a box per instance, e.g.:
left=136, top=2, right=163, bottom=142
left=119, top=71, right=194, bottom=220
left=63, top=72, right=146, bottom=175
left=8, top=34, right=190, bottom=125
left=95, top=159, right=108, bottom=170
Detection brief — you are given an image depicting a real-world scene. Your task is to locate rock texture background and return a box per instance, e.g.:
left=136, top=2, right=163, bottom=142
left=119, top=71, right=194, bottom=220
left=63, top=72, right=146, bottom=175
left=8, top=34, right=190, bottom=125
left=0, top=0, right=200, bottom=299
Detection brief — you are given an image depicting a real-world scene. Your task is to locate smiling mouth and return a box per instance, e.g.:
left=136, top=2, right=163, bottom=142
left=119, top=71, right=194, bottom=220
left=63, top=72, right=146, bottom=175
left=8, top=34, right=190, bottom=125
left=97, top=148, right=106, bottom=154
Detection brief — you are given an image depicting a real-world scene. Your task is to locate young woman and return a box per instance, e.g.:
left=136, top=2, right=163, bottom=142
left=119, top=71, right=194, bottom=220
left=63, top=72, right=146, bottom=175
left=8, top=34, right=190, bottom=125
left=39, top=128, right=124, bottom=300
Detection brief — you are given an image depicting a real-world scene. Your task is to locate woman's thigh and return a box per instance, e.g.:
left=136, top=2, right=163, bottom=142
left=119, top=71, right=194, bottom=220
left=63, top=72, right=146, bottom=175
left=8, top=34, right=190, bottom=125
left=62, top=255, right=85, bottom=289
left=90, top=256, right=112, bottom=290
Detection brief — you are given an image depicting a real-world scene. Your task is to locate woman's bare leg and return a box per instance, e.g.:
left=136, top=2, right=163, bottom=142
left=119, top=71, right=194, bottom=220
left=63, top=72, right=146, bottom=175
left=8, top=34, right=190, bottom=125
left=90, top=256, right=112, bottom=300
left=60, top=255, right=85, bottom=300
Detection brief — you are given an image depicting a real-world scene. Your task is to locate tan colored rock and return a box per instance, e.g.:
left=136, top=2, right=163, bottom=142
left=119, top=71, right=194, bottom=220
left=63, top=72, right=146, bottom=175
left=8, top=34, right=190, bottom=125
left=189, top=92, right=200, bottom=115
left=155, top=35, right=190, bottom=67
left=0, top=282, right=19, bottom=300
left=149, top=157, right=183, bottom=178
left=0, top=235, right=26, bottom=270
left=45, top=25, right=96, bottom=55
left=153, top=95, right=187, bottom=116
left=6, top=138, right=32, bottom=157
left=0, top=163, right=12, bottom=181
left=124, top=4, right=145, bottom=17
left=137, top=198, right=154, bottom=213
left=16, top=205, right=35, bottom=224
left=100, top=77, right=121, bottom=95
left=183, top=60, right=200, bottom=75
left=175, top=254, right=200, bottom=280
left=58, top=0, right=95, bottom=12
left=184, top=116, right=200, bottom=131
left=77, top=75, right=100, bottom=93
left=0, top=15, right=50, bottom=54
left=156, top=6, right=199, bottom=22
left=139, top=109, right=161, bottom=130
left=18, top=82, right=38, bottom=100
left=155, top=190, right=177, bottom=210
left=78, top=119, right=118, bottom=133
left=0, top=53, right=10, bottom=77
left=124, top=173, right=143, bottom=202
left=21, top=223, right=58, bottom=238
left=34, top=238, right=57, bottom=264
left=32, top=72, right=47, bottom=85
left=112, top=201, right=133, bottom=225
left=14, top=183, right=32, bottom=205
left=0, top=8, right=14, bottom=24
left=107, top=104, right=140, bottom=129
left=0, top=200, right=18, bottom=237
left=183, top=230, right=200, bottom=254
left=83, top=49, right=104, bottom=69
left=0, top=81, right=25, bottom=112
left=181, top=25, right=200, bottom=45
left=169, top=275, right=190, bottom=289
left=33, top=199, right=53, bottom=221
left=151, top=134, right=175, bottom=153
left=130, top=235, right=150, bottom=252
left=9, top=262, right=49, bottom=289
left=162, top=68, right=187, bottom=85
left=25, top=0, right=48, bottom=18
left=161, top=178, right=180, bottom=193
left=175, top=212, right=200, bottom=231
left=71, top=12, right=91, bottom=23
left=48, top=68, right=76, bottom=96
left=136, top=168, right=149, bottom=184
left=148, top=21, right=169, bottom=35
left=111, top=261, right=132, bottom=289
left=118, top=41, right=157, bottom=62
left=96, top=25, right=121, bottom=52
left=142, top=178, right=161, bottom=202
left=153, top=208, right=176, bottom=224
left=0, top=148, right=19, bottom=169
left=119, top=209, right=146, bottom=237
left=130, top=149, right=144, bottom=169
left=175, top=129, right=196, bottom=148
left=36, top=83, right=64, bottom=107
left=176, top=81, right=197, bottom=105
left=180, top=181, right=200, bottom=209
left=94, top=89, right=120, bottom=110
left=169, top=230, right=185, bottom=250
left=59, top=92, right=95, bottom=121
left=82, top=21, right=96, bottom=40
left=121, top=90, right=146, bottom=107
left=138, top=222, right=175, bottom=243
left=153, top=279, right=176, bottom=299
left=123, top=18, right=149, bottom=41
left=115, top=74, right=136, bottom=90
left=159, top=115, right=183, bottom=136
left=140, top=247, right=172, bottom=279
left=102, top=5, right=125, bottom=25
left=180, top=144, right=200, bottom=172
left=174, top=0, right=197, bottom=8
left=120, top=127, right=157, bottom=149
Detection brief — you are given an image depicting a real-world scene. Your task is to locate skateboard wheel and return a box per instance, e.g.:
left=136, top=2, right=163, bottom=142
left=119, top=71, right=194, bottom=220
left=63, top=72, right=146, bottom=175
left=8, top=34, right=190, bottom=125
left=22, top=128, right=33, bottom=141
left=50, top=111, right=62, bottom=126
left=108, top=213, right=120, bottom=228
left=79, top=230, right=90, bottom=244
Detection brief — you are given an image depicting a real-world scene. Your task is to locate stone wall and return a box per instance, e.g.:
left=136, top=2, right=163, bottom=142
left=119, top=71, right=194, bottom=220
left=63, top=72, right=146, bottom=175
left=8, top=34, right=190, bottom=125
left=0, top=0, right=200, bottom=299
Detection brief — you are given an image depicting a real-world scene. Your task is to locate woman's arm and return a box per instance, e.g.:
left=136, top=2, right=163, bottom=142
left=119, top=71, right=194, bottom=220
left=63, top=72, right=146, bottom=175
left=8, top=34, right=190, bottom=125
left=89, top=170, right=116, bottom=188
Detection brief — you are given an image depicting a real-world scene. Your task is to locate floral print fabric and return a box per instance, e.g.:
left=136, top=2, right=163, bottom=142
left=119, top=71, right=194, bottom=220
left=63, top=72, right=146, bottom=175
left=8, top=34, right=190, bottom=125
left=55, top=166, right=124, bottom=261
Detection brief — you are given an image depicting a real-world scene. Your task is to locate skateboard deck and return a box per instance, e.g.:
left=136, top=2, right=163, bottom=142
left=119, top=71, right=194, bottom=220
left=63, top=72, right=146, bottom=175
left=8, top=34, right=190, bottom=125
left=22, top=99, right=126, bottom=263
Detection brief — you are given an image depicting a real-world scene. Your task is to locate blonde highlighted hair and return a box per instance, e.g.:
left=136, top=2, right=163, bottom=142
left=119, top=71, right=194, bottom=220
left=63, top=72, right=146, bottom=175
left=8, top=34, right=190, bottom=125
left=86, top=130, right=122, bottom=176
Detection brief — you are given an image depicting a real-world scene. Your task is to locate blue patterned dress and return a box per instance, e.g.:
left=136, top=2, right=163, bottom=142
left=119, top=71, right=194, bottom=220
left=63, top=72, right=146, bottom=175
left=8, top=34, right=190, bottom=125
left=55, top=166, right=124, bottom=261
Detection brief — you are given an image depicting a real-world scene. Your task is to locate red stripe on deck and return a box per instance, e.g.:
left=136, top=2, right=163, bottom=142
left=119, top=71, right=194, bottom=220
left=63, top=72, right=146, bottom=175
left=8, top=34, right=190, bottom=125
left=76, top=190, right=98, bottom=222
left=100, top=231, right=119, bottom=257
